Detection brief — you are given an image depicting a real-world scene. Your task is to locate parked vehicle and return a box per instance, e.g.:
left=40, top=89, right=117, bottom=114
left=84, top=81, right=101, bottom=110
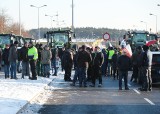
left=151, top=51, right=160, bottom=83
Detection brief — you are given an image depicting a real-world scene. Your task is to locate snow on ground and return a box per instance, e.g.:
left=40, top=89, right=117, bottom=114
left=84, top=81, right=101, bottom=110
left=19, top=71, right=67, bottom=114
left=0, top=70, right=57, bottom=114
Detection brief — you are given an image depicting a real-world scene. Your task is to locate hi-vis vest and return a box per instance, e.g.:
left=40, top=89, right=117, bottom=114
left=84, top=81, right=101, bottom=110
left=28, top=46, right=38, bottom=60
left=108, top=50, right=115, bottom=60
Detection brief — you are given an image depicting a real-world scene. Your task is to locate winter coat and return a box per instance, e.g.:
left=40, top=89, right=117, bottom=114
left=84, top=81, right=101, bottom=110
left=112, top=53, right=119, bottom=69
left=117, top=55, right=131, bottom=71
left=20, top=46, right=29, bottom=62
left=92, top=51, right=104, bottom=67
left=41, top=49, right=52, bottom=64
left=131, top=51, right=139, bottom=66
left=62, top=49, right=73, bottom=68
left=142, top=50, right=152, bottom=67
left=2, top=48, right=10, bottom=65
left=77, top=50, right=92, bottom=68
left=8, top=45, right=17, bottom=62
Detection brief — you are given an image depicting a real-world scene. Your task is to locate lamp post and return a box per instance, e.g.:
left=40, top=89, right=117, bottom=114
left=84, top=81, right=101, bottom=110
left=72, top=0, right=74, bottom=35
left=30, top=5, right=47, bottom=42
left=45, top=14, right=54, bottom=29
left=149, top=13, right=157, bottom=33
left=19, top=0, right=21, bottom=35
left=140, top=21, right=147, bottom=31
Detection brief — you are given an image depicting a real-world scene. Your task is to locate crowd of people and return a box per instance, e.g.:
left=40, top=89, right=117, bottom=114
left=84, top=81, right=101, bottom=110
left=64, top=43, right=153, bottom=92
left=0, top=39, right=156, bottom=92
left=2, top=41, right=55, bottom=80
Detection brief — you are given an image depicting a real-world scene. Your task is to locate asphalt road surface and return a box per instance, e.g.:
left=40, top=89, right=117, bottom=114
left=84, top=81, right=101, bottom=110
left=38, top=72, right=160, bottom=114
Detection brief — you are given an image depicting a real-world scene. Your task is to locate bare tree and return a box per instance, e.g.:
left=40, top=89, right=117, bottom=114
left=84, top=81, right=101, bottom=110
left=0, top=8, right=31, bottom=37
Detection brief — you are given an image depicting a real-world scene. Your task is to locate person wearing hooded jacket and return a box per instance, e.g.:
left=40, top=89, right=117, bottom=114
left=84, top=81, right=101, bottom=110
left=41, top=45, right=52, bottom=78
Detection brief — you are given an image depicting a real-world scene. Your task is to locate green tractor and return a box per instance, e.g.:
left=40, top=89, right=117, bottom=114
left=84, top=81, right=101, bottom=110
left=124, top=31, right=157, bottom=51
left=44, top=29, right=73, bottom=49
left=0, top=33, right=17, bottom=48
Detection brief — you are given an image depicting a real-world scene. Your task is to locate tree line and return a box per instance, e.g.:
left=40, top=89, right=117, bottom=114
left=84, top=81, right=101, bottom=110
left=29, top=27, right=127, bottom=41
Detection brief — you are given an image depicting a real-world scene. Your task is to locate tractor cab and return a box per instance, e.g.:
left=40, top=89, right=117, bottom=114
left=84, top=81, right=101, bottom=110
left=44, top=29, right=73, bottom=49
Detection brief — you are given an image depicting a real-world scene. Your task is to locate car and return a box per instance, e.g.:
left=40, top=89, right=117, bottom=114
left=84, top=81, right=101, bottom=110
left=151, top=51, right=160, bottom=83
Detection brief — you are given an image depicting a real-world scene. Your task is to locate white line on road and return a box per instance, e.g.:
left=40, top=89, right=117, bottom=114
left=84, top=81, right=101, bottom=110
left=144, top=98, right=155, bottom=105
left=133, top=89, right=141, bottom=94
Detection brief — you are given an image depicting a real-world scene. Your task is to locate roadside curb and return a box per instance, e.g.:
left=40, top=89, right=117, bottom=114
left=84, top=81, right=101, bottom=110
left=16, top=77, right=55, bottom=114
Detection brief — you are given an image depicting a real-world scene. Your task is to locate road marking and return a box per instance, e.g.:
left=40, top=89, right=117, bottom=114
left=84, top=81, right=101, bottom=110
left=133, top=89, right=141, bottom=94
left=144, top=98, right=155, bottom=105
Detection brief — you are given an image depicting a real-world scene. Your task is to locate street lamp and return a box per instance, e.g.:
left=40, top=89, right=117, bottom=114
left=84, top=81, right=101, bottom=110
left=140, top=21, right=147, bottom=31
left=149, top=13, right=157, bottom=33
left=72, top=0, right=75, bottom=36
left=30, top=5, right=47, bottom=42
left=45, top=14, right=54, bottom=29
left=19, top=0, right=21, bottom=35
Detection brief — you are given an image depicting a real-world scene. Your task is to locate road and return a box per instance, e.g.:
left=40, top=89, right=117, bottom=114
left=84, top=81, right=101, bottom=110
left=36, top=71, right=160, bottom=114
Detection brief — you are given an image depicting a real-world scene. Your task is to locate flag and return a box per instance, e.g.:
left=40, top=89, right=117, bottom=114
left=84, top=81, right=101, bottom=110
left=146, top=40, right=157, bottom=46
left=122, top=44, right=132, bottom=58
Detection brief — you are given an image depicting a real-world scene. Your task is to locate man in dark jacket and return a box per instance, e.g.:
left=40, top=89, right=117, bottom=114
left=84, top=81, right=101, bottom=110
left=2, top=44, right=10, bottom=78
left=131, top=46, right=141, bottom=82
left=139, top=45, right=152, bottom=91
left=117, top=50, right=131, bottom=90
left=20, top=42, right=30, bottom=79
left=77, top=45, right=92, bottom=87
left=63, top=48, right=73, bottom=81
left=8, top=41, right=18, bottom=79
left=90, top=46, right=104, bottom=87
left=112, top=50, right=119, bottom=80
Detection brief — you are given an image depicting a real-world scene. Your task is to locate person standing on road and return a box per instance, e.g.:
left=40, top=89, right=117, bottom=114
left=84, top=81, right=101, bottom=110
left=117, top=50, right=131, bottom=90
left=8, top=41, right=18, bottom=79
left=36, top=44, right=43, bottom=76
left=112, top=50, right=119, bottom=80
left=107, top=47, right=115, bottom=77
left=139, top=45, right=152, bottom=91
left=90, top=46, right=104, bottom=87
left=20, top=42, right=30, bottom=79
left=51, top=48, right=58, bottom=76
left=41, top=45, right=52, bottom=78
left=63, top=47, right=73, bottom=81
left=2, top=44, right=10, bottom=79
left=101, top=48, right=108, bottom=77
left=70, top=47, right=82, bottom=86
left=131, top=46, right=140, bottom=82
left=28, top=41, right=38, bottom=80
left=77, top=45, right=92, bottom=87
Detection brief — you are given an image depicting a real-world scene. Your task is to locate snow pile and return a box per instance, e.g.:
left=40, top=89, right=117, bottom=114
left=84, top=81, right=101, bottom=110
left=0, top=74, right=54, bottom=114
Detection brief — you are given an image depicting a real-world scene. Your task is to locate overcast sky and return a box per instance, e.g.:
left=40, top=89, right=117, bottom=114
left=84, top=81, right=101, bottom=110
left=0, top=0, right=160, bottom=33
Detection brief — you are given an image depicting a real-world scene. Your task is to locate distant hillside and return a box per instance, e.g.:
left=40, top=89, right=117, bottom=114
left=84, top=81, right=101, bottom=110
left=29, top=27, right=127, bottom=40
